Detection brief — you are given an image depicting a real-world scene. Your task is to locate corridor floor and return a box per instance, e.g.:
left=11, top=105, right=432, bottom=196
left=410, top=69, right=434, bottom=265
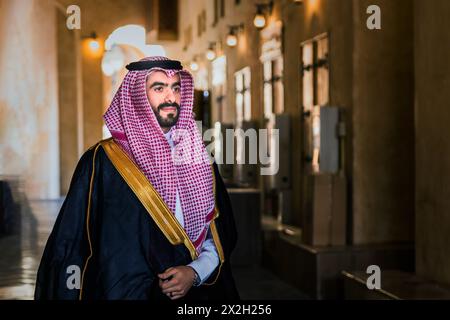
left=0, top=199, right=308, bottom=300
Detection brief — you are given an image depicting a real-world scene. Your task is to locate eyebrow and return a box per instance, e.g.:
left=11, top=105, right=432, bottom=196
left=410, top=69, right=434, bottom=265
left=149, top=81, right=166, bottom=89
left=149, top=81, right=181, bottom=89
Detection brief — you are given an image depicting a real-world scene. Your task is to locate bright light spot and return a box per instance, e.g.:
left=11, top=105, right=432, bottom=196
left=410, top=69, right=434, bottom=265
left=105, top=25, right=166, bottom=57
left=212, top=56, right=226, bottom=86
left=206, top=51, right=216, bottom=61
left=146, top=45, right=166, bottom=57
left=105, top=25, right=144, bottom=50
left=89, top=40, right=100, bottom=52
left=226, top=34, right=237, bottom=47
left=101, top=45, right=125, bottom=76
left=190, top=61, right=199, bottom=71
left=253, top=14, right=266, bottom=29
left=206, top=49, right=216, bottom=61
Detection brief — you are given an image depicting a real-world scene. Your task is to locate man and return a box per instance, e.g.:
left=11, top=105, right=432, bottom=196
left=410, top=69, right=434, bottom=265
left=35, top=56, right=239, bottom=300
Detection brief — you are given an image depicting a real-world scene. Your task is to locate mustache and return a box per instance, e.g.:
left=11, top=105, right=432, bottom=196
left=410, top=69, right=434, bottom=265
left=157, top=102, right=180, bottom=111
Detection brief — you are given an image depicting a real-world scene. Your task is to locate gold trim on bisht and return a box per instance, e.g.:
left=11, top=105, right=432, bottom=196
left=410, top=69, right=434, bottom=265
left=79, top=143, right=101, bottom=300
left=100, top=138, right=199, bottom=260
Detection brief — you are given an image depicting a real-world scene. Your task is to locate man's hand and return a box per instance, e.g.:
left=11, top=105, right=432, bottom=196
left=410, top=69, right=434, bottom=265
left=158, top=266, right=197, bottom=300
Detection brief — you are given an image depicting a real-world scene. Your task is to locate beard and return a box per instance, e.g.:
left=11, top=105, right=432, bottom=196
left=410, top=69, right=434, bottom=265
left=153, top=102, right=180, bottom=128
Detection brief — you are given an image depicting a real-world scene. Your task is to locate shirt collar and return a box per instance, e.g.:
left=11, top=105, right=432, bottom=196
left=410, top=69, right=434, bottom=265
left=164, top=127, right=174, bottom=143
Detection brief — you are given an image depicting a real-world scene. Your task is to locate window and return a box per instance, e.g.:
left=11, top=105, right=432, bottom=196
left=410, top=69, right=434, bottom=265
left=263, top=57, right=284, bottom=119
left=213, top=0, right=218, bottom=26
left=202, top=10, right=206, bottom=33
left=234, top=67, right=251, bottom=125
left=301, top=34, right=330, bottom=173
left=301, top=34, right=329, bottom=108
left=213, top=0, right=225, bottom=26
left=212, top=56, right=227, bottom=122
left=197, top=10, right=207, bottom=37
left=183, top=25, right=192, bottom=51
left=156, top=0, right=178, bottom=40
left=197, top=14, right=202, bottom=37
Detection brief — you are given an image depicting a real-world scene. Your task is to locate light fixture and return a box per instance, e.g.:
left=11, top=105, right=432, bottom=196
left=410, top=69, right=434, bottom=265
left=82, top=31, right=103, bottom=58
left=87, top=32, right=100, bottom=53
left=89, top=39, right=100, bottom=52
left=253, top=1, right=273, bottom=29
left=190, top=58, right=199, bottom=71
left=226, top=32, right=237, bottom=47
left=253, top=7, right=266, bottom=29
left=226, top=24, right=244, bottom=47
left=206, top=42, right=216, bottom=61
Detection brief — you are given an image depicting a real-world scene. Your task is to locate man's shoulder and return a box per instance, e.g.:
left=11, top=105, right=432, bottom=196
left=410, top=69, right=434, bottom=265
left=78, top=138, right=113, bottom=164
left=86, top=137, right=113, bottom=151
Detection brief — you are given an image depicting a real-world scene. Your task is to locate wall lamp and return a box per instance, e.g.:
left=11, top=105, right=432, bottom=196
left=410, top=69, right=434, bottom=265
left=206, top=42, right=216, bottom=61
left=253, top=1, right=273, bottom=29
left=82, top=31, right=103, bottom=58
left=190, top=56, right=199, bottom=71
left=82, top=32, right=99, bottom=47
left=226, top=24, right=244, bottom=47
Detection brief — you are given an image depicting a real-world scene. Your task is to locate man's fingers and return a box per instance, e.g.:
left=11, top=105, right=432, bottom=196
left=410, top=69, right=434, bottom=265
left=161, top=282, right=181, bottom=293
left=158, top=265, right=194, bottom=300
left=158, top=266, right=175, bottom=277
left=160, top=278, right=180, bottom=290
left=158, top=267, right=177, bottom=280
left=166, top=290, right=185, bottom=300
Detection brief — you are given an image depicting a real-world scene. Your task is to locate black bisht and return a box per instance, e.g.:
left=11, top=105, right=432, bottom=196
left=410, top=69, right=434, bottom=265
left=34, top=144, right=240, bottom=300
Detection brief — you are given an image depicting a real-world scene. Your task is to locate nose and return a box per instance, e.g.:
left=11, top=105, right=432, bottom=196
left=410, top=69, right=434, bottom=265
left=164, top=87, right=176, bottom=103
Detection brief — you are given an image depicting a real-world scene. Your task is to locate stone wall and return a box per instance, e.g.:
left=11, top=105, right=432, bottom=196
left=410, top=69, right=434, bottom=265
left=0, top=0, right=59, bottom=199
left=415, top=0, right=450, bottom=286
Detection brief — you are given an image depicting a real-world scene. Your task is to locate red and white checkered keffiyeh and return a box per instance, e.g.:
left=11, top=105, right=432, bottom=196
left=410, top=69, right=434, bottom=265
left=104, top=56, right=215, bottom=253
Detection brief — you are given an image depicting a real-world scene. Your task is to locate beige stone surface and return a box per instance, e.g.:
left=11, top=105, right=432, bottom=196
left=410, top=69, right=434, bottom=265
left=0, top=0, right=60, bottom=199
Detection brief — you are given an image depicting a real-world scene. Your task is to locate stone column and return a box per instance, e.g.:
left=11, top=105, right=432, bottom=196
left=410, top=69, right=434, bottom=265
left=0, top=0, right=60, bottom=199
left=415, top=0, right=450, bottom=286
left=352, top=0, right=414, bottom=244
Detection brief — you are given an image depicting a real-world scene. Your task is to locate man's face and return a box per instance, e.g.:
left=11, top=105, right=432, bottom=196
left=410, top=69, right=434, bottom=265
left=146, top=71, right=181, bottom=132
